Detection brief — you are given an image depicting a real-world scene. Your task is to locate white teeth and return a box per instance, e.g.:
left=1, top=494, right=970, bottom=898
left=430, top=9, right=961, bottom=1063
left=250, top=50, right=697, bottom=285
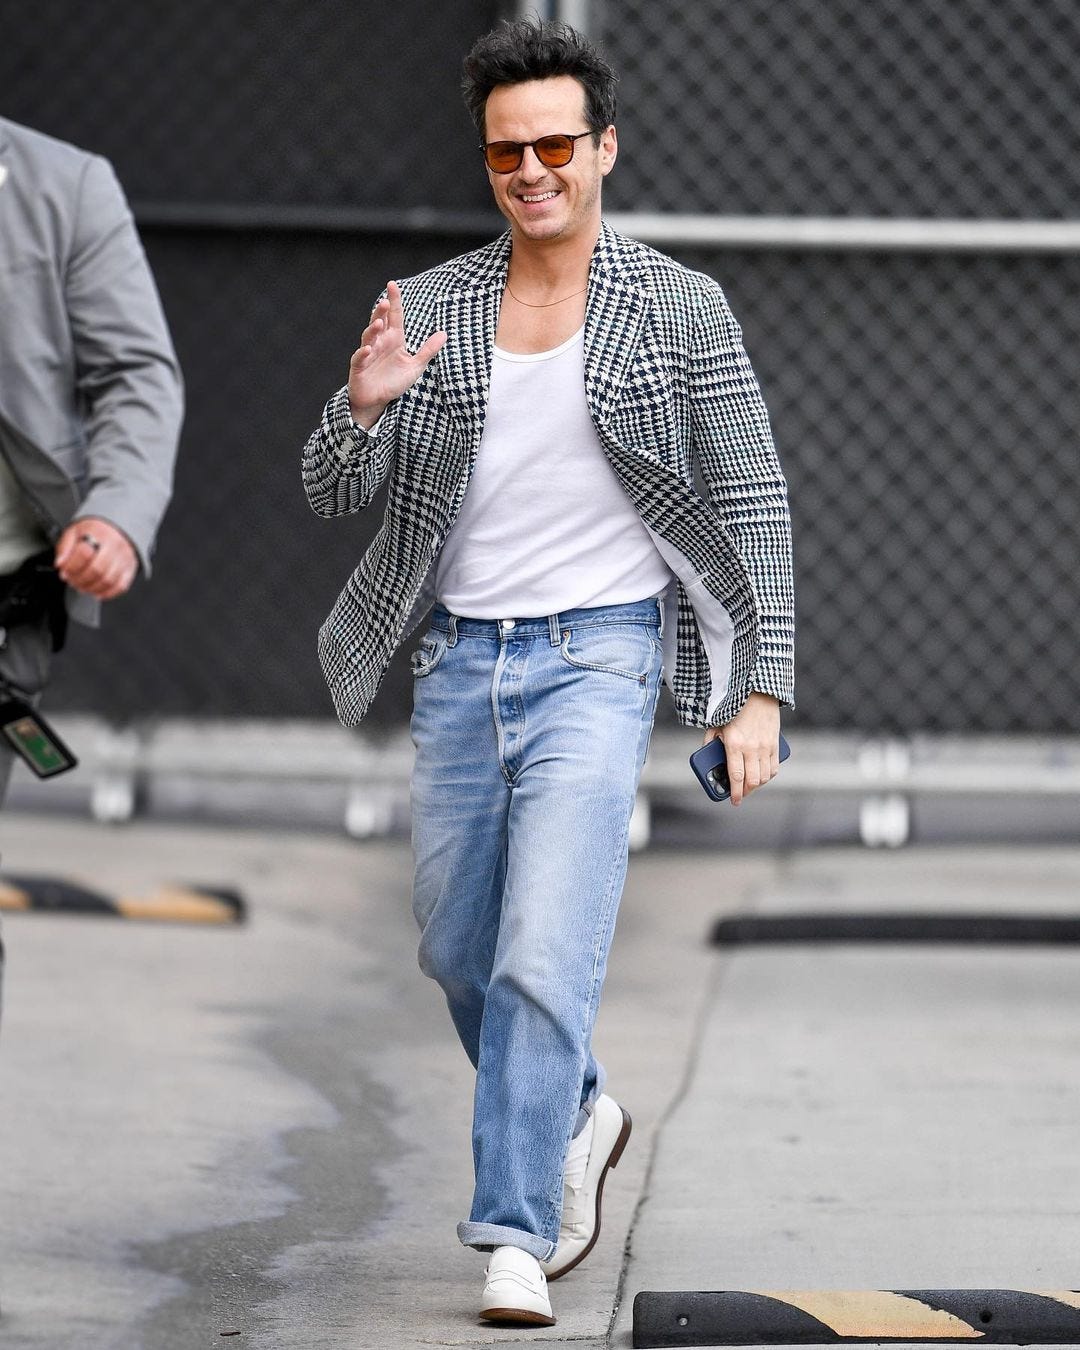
left=521, top=190, right=558, bottom=202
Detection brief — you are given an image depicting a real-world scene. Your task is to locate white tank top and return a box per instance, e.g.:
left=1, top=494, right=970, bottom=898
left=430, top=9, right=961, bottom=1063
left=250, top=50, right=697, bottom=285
left=435, top=325, right=672, bottom=617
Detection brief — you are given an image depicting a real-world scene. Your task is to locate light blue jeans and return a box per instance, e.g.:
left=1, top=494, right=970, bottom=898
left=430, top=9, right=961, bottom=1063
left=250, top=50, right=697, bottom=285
left=409, top=598, right=664, bottom=1261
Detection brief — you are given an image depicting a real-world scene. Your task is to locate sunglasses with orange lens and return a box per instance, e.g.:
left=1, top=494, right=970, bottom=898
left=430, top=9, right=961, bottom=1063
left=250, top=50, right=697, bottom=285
left=481, top=131, right=594, bottom=174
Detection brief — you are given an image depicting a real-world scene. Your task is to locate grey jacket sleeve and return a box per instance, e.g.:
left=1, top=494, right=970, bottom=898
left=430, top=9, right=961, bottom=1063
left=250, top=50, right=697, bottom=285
left=67, top=154, right=184, bottom=573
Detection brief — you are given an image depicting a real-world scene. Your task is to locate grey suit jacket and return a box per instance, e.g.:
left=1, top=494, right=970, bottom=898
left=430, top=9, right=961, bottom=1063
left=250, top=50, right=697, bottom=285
left=0, top=117, right=183, bottom=625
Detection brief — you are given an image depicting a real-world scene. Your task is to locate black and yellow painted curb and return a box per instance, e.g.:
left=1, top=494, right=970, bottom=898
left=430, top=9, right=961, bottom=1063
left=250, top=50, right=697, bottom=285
left=0, top=875, right=245, bottom=924
left=633, top=1289, right=1080, bottom=1346
left=711, top=913, right=1080, bottom=946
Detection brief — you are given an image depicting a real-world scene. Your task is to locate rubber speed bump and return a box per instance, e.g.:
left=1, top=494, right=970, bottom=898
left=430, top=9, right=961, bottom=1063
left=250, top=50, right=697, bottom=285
left=0, top=875, right=244, bottom=924
left=633, top=1289, right=1080, bottom=1346
left=711, top=913, right=1080, bottom=946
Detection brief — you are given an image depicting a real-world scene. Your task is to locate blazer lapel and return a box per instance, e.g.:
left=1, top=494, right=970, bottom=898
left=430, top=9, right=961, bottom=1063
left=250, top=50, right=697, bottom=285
left=434, top=234, right=509, bottom=455
left=432, top=223, right=651, bottom=449
left=583, top=222, right=651, bottom=428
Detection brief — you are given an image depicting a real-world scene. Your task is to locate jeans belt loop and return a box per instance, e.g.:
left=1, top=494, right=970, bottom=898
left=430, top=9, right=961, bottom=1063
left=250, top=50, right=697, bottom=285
left=548, top=612, right=561, bottom=646
left=447, top=614, right=459, bottom=647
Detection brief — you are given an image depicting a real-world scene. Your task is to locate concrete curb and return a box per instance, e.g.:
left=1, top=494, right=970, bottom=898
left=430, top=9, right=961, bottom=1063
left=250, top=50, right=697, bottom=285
left=634, top=1289, right=1080, bottom=1346
left=711, top=912, right=1080, bottom=945
left=0, top=875, right=245, bottom=924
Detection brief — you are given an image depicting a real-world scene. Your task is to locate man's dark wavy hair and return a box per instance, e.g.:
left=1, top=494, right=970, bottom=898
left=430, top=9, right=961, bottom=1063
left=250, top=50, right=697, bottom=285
left=462, top=18, right=618, bottom=142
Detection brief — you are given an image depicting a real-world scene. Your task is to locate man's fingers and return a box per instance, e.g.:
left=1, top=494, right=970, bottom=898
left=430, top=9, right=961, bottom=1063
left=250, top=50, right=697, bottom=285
left=57, top=543, right=97, bottom=586
left=413, top=330, right=447, bottom=367
left=55, top=528, right=135, bottom=599
left=724, top=745, right=776, bottom=805
left=349, top=279, right=442, bottom=418
left=89, top=571, right=133, bottom=600
left=386, top=279, right=404, bottom=332
left=65, top=565, right=130, bottom=600
left=357, top=313, right=387, bottom=353
left=353, top=300, right=390, bottom=354
left=53, top=519, right=138, bottom=599
left=725, top=749, right=745, bottom=805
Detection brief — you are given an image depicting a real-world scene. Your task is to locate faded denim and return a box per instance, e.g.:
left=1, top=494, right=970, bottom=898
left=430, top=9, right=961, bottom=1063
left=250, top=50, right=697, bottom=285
left=409, top=598, right=663, bottom=1260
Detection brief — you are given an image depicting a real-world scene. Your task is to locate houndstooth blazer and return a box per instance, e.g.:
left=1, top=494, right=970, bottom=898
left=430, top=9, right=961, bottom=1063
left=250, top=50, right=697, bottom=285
left=302, top=220, right=794, bottom=729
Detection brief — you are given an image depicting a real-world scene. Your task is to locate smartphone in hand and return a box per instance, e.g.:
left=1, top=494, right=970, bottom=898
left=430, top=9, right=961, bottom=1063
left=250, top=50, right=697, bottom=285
left=690, top=733, right=790, bottom=802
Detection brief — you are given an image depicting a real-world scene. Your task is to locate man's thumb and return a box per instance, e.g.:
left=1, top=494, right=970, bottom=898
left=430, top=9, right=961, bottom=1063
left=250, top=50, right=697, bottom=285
left=417, top=330, right=447, bottom=364
left=54, top=529, right=74, bottom=567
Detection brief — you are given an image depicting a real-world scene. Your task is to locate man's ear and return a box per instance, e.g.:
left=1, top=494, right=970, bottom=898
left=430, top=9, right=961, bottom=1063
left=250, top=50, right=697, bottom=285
left=600, top=124, right=618, bottom=176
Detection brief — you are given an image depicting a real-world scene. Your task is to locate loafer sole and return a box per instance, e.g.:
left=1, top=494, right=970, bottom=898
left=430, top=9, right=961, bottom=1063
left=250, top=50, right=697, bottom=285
left=545, top=1105, right=632, bottom=1282
left=479, top=1306, right=557, bottom=1327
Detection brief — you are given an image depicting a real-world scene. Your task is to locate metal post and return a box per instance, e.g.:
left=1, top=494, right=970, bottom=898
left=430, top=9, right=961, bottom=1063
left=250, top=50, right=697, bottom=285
left=556, top=0, right=590, bottom=29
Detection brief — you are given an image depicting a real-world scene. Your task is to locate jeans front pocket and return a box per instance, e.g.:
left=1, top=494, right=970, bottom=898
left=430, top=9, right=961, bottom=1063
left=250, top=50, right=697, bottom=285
left=558, top=622, right=658, bottom=681
left=410, top=632, right=448, bottom=678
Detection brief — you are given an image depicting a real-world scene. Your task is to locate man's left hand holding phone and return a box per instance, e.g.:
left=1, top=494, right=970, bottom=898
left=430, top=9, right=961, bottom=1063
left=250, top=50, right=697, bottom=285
left=700, top=690, right=782, bottom=805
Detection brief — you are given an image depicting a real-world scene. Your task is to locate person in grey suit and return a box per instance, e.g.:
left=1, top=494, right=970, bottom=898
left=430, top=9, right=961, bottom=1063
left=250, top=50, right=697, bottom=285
left=303, top=20, right=793, bottom=1325
left=0, top=116, right=183, bottom=804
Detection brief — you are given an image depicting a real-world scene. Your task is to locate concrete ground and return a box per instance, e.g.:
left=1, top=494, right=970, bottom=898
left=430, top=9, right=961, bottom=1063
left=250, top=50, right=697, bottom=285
left=1, top=815, right=1079, bottom=1349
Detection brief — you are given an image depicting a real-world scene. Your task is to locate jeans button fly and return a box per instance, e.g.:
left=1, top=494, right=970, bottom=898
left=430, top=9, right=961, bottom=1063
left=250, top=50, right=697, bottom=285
left=500, top=618, right=516, bottom=631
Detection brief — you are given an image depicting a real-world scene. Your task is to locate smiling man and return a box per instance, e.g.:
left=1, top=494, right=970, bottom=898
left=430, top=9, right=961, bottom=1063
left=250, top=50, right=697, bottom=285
left=302, top=18, right=794, bottom=1327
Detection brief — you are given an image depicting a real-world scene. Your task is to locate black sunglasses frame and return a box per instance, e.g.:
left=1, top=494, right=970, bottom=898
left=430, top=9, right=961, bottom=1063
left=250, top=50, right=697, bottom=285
left=480, top=131, right=595, bottom=174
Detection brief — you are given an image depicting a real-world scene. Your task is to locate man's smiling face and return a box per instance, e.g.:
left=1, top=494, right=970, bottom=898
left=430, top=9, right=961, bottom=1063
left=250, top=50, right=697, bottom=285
left=482, top=75, right=617, bottom=246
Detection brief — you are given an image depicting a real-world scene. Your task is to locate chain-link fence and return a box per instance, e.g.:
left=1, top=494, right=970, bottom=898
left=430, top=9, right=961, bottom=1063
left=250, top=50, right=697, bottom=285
left=2, top=0, right=1077, bottom=732
left=599, top=0, right=1080, bottom=218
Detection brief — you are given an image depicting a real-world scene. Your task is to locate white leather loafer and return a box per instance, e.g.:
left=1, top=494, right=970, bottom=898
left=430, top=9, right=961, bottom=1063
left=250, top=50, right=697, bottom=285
left=541, top=1093, right=632, bottom=1281
left=479, top=1245, right=556, bottom=1326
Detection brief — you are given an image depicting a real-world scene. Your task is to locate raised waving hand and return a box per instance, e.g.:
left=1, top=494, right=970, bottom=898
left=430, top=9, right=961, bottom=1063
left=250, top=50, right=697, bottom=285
left=348, top=280, right=447, bottom=429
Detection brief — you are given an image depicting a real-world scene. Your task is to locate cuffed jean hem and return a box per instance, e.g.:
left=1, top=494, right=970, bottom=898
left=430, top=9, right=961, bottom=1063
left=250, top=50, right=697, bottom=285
left=457, top=1221, right=556, bottom=1261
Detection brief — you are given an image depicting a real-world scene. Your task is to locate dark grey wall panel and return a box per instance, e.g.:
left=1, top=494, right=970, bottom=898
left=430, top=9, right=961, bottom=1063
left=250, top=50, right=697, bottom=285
left=1, top=0, right=493, bottom=211
left=599, top=0, right=1080, bottom=217
left=4, top=1, right=1078, bottom=731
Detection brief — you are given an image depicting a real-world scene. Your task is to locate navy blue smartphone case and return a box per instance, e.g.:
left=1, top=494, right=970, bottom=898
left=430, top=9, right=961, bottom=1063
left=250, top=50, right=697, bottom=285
left=689, top=732, right=791, bottom=801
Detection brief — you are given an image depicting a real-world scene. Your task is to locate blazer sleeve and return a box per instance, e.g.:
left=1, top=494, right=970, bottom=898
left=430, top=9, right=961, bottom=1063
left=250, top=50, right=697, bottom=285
left=300, top=384, right=399, bottom=517
left=689, top=281, right=795, bottom=708
left=67, top=154, right=184, bottom=574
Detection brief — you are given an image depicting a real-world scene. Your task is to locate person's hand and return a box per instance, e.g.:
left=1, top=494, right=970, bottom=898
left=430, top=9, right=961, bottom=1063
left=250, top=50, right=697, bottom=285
left=55, top=517, right=138, bottom=600
left=348, top=280, right=447, bottom=429
left=704, top=691, right=781, bottom=806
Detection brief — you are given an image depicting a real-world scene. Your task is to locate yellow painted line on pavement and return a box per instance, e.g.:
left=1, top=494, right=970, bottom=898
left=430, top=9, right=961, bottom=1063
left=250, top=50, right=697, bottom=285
left=115, top=887, right=241, bottom=924
left=749, top=1290, right=984, bottom=1339
left=0, top=875, right=244, bottom=924
left=1022, top=1291, right=1080, bottom=1311
left=0, top=882, right=31, bottom=911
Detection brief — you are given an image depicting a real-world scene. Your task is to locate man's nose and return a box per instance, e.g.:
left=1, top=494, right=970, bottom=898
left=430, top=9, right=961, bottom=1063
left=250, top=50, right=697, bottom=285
left=517, top=145, right=548, bottom=181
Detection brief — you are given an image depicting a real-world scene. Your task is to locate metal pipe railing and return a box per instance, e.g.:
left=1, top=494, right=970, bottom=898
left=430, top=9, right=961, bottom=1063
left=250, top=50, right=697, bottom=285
left=134, top=201, right=1080, bottom=254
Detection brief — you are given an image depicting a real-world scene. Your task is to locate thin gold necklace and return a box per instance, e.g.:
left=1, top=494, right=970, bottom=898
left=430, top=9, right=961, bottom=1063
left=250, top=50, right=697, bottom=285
left=505, top=282, right=588, bottom=308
